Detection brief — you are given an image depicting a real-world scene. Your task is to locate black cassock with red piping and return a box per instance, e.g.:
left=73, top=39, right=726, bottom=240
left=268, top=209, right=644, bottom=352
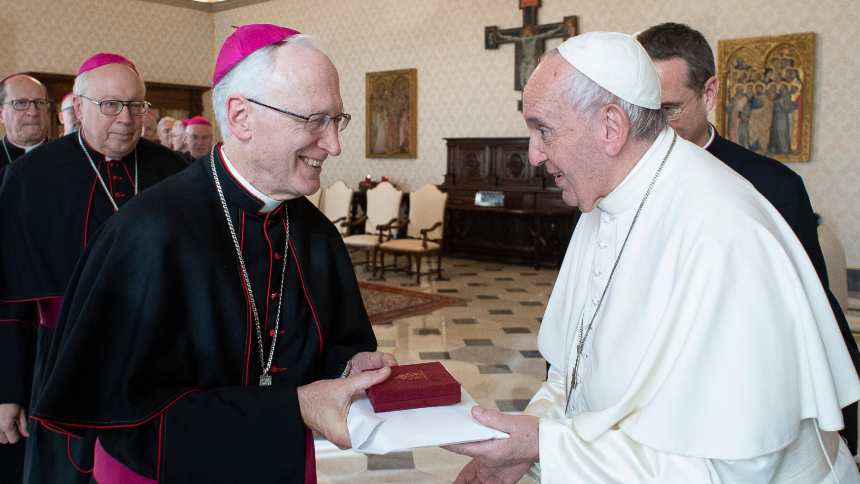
left=32, top=146, right=376, bottom=483
left=0, top=131, right=186, bottom=484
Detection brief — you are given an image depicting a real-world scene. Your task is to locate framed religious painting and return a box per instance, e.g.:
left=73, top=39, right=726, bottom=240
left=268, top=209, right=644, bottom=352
left=716, top=33, right=815, bottom=162
left=366, top=69, right=418, bottom=159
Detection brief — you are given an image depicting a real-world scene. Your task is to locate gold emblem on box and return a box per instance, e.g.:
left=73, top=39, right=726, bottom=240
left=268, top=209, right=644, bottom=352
left=394, top=370, right=427, bottom=381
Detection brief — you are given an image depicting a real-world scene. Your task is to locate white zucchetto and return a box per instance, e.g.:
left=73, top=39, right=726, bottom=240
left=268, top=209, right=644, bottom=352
left=557, top=31, right=662, bottom=109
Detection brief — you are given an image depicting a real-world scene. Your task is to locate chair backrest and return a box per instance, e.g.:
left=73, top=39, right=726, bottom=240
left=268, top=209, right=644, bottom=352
left=306, top=188, right=322, bottom=209
left=407, top=184, right=447, bottom=240
left=322, top=180, right=353, bottom=225
left=818, top=223, right=848, bottom=312
left=365, top=181, right=403, bottom=234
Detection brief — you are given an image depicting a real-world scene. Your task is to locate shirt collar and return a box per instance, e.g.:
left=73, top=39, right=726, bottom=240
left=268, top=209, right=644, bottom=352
left=78, top=128, right=133, bottom=163
left=6, top=136, right=46, bottom=152
left=219, top=145, right=282, bottom=214
left=597, top=126, right=675, bottom=216
left=703, top=123, right=716, bottom=150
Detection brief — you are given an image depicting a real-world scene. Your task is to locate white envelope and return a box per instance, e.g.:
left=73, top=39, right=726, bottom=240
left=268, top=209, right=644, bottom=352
left=347, top=387, right=509, bottom=454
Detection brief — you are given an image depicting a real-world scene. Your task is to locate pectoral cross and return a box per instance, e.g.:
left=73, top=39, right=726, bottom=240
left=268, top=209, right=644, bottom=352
left=260, top=373, right=272, bottom=386
left=484, top=0, right=577, bottom=109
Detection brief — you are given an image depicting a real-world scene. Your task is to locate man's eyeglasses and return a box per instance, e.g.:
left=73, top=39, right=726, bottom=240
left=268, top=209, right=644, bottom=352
left=247, top=98, right=350, bottom=133
left=80, top=96, right=151, bottom=116
left=60, top=106, right=75, bottom=114
left=661, top=93, right=698, bottom=121
left=6, top=99, right=50, bottom=111
left=187, top=134, right=212, bottom=142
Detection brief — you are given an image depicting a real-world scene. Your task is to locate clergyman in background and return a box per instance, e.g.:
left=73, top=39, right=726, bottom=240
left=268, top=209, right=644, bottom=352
left=58, top=92, right=81, bottom=135
left=637, top=22, right=860, bottom=455
left=156, top=115, right=174, bottom=146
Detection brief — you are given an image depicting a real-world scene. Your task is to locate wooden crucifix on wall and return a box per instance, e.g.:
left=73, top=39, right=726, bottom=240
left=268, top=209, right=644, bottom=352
left=485, top=0, right=577, bottom=109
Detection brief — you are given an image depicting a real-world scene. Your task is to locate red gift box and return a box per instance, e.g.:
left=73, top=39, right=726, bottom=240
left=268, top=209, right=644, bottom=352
left=366, top=362, right=461, bottom=413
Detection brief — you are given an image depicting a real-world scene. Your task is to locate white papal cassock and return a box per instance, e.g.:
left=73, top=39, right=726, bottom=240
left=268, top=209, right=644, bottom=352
left=525, top=126, right=860, bottom=483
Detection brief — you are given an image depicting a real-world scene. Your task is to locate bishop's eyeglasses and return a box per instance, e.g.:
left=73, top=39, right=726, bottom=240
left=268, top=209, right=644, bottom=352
left=5, top=99, right=50, bottom=111
left=247, top=98, right=351, bottom=133
left=80, top=96, right=151, bottom=116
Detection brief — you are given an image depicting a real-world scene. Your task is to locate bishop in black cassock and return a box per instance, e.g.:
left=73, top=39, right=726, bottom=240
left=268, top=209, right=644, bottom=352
left=0, top=55, right=186, bottom=484
left=31, top=25, right=394, bottom=484
left=0, top=73, right=52, bottom=484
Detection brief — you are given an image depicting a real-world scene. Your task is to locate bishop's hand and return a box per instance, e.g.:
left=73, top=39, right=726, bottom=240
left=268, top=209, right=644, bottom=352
left=0, top=403, right=29, bottom=444
left=297, top=366, right=391, bottom=449
left=347, top=351, right=398, bottom=376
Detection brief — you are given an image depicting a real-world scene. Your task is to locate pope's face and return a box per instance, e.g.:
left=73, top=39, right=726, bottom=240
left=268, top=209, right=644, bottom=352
left=523, top=56, right=603, bottom=212
left=75, top=64, right=145, bottom=158
left=157, top=119, right=173, bottom=146
left=652, top=57, right=710, bottom=145
left=0, top=76, right=50, bottom=146
left=248, top=46, right=342, bottom=199
left=185, top=123, right=213, bottom=159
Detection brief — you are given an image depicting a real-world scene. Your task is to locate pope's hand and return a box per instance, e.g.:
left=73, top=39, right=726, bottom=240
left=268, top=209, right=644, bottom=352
left=348, top=351, right=398, bottom=376
left=0, top=403, right=29, bottom=444
left=443, top=406, right=539, bottom=468
left=297, top=367, right=391, bottom=449
left=454, top=458, right=532, bottom=484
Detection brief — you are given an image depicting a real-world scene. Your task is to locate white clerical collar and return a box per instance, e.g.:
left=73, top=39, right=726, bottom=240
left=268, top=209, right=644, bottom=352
left=703, top=123, right=716, bottom=149
left=7, top=137, right=45, bottom=152
left=597, top=126, right=675, bottom=215
left=219, top=145, right=281, bottom=214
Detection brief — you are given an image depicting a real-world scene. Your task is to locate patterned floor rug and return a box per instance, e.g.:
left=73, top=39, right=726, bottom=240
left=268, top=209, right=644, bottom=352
left=358, top=282, right=469, bottom=325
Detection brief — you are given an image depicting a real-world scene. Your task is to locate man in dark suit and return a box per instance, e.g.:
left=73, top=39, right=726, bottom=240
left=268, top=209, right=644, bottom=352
left=639, top=22, right=860, bottom=455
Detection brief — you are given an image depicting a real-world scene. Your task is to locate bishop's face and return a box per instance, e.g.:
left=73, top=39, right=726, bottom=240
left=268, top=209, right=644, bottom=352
left=185, top=124, right=213, bottom=159
left=0, top=76, right=50, bottom=146
left=247, top=46, right=342, bottom=200
left=75, top=64, right=145, bottom=158
left=157, top=120, right=173, bottom=146
left=141, top=114, right=157, bottom=141
left=523, top=56, right=604, bottom=213
left=171, top=124, right=187, bottom=151
left=59, top=96, right=82, bottom=135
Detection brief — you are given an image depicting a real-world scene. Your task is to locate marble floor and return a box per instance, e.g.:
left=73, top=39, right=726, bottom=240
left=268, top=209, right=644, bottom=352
left=314, top=255, right=555, bottom=484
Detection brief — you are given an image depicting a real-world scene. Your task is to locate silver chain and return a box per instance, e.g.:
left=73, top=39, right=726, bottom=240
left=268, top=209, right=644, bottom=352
left=565, top=132, right=677, bottom=410
left=209, top=147, right=289, bottom=386
left=77, top=130, right=137, bottom=212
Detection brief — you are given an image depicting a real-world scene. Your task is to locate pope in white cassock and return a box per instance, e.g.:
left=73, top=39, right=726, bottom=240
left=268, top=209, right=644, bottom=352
left=445, top=31, right=860, bottom=484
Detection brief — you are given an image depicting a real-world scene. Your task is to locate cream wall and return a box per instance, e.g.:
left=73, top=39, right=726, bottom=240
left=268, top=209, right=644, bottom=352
left=215, top=0, right=860, bottom=265
left=0, top=0, right=212, bottom=85
left=0, top=0, right=214, bottom=133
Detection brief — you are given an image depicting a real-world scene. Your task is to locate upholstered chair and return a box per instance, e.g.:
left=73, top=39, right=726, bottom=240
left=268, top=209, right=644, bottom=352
left=342, top=182, right=404, bottom=276
left=321, top=180, right=354, bottom=236
left=378, top=184, right=448, bottom=284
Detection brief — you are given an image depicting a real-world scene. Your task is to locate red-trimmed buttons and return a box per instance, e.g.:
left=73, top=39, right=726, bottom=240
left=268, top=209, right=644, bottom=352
left=274, top=253, right=282, bottom=260
left=270, top=293, right=280, bottom=300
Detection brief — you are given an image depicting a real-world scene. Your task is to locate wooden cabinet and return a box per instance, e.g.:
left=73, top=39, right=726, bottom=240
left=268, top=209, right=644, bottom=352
left=440, top=138, right=580, bottom=269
